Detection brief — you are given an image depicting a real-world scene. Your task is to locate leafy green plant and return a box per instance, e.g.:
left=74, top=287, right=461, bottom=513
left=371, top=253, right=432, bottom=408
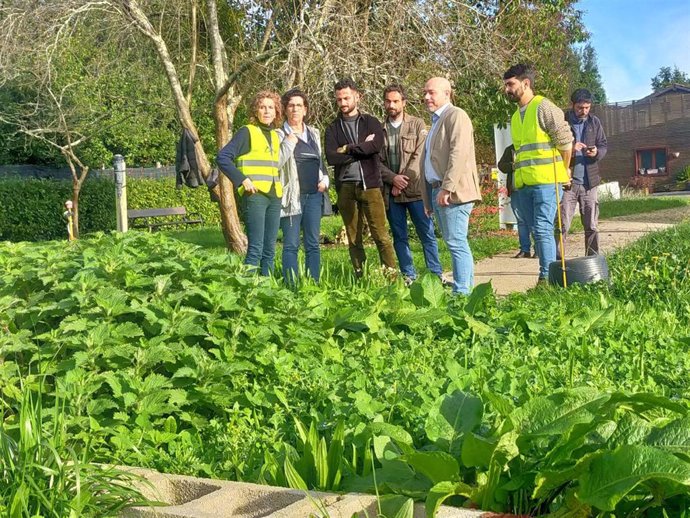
left=363, top=388, right=690, bottom=517
left=0, top=384, right=150, bottom=517
left=675, top=164, right=690, bottom=183
left=2, top=220, right=690, bottom=516
left=260, top=419, right=346, bottom=492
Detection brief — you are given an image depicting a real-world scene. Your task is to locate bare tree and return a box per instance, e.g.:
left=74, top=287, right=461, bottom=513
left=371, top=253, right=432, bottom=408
left=0, top=2, right=135, bottom=237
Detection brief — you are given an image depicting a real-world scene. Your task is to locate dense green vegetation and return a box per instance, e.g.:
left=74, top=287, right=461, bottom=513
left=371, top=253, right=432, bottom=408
left=2, top=215, right=690, bottom=515
left=0, top=177, right=220, bottom=242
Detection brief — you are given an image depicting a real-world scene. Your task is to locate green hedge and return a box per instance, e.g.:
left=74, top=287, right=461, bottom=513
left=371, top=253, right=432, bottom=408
left=0, top=177, right=221, bottom=242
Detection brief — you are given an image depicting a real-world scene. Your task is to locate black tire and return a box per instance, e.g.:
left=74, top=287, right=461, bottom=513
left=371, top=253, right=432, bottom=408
left=548, top=255, right=610, bottom=287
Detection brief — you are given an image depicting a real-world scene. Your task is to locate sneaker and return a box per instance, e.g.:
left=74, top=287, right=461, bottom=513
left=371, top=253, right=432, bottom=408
left=513, top=251, right=531, bottom=258
left=439, top=273, right=454, bottom=288
left=532, top=252, right=538, bottom=259
left=403, top=276, right=415, bottom=287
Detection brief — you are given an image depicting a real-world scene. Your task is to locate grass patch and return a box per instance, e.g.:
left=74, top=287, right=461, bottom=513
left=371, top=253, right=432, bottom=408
left=599, top=195, right=690, bottom=218
left=166, top=210, right=518, bottom=284
left=564, top=194, right=690, bottom=233
left=169, top=195, right=687, bottom=276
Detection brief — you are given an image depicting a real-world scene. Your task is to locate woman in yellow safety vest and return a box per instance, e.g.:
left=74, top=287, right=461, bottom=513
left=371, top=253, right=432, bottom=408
left=217, top=91, right=297, bottom=275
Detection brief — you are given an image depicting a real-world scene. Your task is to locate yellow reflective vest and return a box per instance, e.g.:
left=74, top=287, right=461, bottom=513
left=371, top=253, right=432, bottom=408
left=236, top=124, right=282, bottom=197
left=510, top=96, right=569, bottom=188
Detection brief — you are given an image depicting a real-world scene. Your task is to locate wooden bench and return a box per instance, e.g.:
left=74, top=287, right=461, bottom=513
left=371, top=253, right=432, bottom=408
left=127, top=206, right=204, bottom=232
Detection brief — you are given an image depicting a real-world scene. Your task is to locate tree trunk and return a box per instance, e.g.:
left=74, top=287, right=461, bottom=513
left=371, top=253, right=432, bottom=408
left=207, top=0, right=248, bottom=252
left=72, top=180, right=81, bottom=239
left=72, top=175, right=88, bottom=239
left=117, top=0, right=247, bottom=253
left=214, top=92, right=247, bottom=251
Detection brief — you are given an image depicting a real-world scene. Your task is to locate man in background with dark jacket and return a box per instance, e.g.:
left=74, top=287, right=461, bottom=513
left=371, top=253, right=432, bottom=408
left=560, top=88, right=608, bottom=257
left=325, top=78, right=396, bottom=276
left=379, top=84, right=442, bottom=283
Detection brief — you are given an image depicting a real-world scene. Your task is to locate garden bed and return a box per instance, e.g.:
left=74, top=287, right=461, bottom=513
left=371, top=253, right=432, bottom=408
left=2, top=220, right=690, bottom=516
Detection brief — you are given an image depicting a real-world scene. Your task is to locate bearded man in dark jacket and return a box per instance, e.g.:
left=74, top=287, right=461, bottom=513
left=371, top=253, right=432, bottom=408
left=324, top=78, right=396, bottom=276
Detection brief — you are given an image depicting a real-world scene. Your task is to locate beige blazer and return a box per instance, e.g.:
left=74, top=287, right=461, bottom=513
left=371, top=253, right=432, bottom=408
left=421, top=105, right=482, bottom=211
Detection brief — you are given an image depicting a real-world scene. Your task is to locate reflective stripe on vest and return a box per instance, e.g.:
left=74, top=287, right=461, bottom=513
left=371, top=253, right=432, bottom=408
left=236, top=124, right=282, bottom=197
left=510, top=96, right=569, bottom=188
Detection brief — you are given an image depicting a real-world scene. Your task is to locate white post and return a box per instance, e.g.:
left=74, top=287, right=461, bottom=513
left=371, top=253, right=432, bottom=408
left=113, top=154, right=128, bottom=232
left=493, top=124, right=517, bottom=230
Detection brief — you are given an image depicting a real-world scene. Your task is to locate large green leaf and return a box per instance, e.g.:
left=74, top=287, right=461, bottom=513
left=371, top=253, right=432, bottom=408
left=533, top=452, right=598, bottom=500
left=481, top=431, right=519, bottom=511
left=608, top=392, right=688, bottom=415
left=283, top=457, right=308, bottom=491
left=425, top=390, right=483, bottom=454
left=409, top=273, right=446, bottom=308
left=607, top=412, right=654, bottom=449
left=461, top=432, right=496, bottom=468
left=326, top=421, right=345, bottom=490
left=425, top=480, right=473, bottom=518
left=577, top=445, right=690, bottom=511
left=464, top=281, right=493, bottom=315
left=646, top=416, right=690, bottom=455
left=378, top=495, right=414, bottom=518
left=507, top=388, right=610, bottom=437
left=402, top=450, right=460, bottom=484
left=368, top=422, right=413, bottom=446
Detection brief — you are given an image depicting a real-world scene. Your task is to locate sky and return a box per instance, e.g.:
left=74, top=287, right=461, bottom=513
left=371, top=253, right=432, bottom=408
left=575, top=0, right=690, bottom=103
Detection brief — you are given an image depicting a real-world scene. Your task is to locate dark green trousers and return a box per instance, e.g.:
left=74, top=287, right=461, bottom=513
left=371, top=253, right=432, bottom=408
left=337, top=182, right=396, bottom=273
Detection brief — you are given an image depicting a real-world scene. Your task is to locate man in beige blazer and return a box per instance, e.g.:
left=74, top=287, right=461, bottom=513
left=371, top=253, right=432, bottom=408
left=421, top=77, right=482, bottom=294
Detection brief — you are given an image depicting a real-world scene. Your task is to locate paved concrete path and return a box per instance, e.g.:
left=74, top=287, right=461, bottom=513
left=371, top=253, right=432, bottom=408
left=473, top=206, right=690, bottom=296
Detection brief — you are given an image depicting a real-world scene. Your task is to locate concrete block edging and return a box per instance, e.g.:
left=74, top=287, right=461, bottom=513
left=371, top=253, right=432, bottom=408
left=122, top=467, right=484, bottom=518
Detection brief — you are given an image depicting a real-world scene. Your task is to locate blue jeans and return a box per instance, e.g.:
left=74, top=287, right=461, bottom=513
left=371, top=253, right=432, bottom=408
left=432, top=188, right=474, bottom=295
left=280, top=192, right=322, bottom=283
left=243, top=188, right=281, bottom=276
left=510, top=189, right=532, bottom=254
left=519, top=183, right=562, bottom=278
left=386, top=196, right=442, bottom=279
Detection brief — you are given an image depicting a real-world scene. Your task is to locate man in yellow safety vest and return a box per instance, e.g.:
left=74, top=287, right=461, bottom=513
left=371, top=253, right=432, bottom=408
left=503, top=64, right=573, bottom=283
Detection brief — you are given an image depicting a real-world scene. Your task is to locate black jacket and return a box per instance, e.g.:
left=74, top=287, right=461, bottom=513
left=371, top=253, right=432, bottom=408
left=565, top=110, right=608, bottom=188
left=324, top=112, right=384, bottom=190
left=176, top=128, right=203, bottom=188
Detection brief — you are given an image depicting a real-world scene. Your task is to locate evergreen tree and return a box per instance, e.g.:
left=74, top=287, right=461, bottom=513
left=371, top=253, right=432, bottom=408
left=575, top=43, right=607, bottom=104
left=651, top=66, right=690, bottom=92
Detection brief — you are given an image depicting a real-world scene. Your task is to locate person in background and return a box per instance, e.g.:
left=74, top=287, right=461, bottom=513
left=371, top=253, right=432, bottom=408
left=420, top=77, right=482, bottom=295
left=217, top=90, right=296, bottom=275
left=379, top=84, right=442, bottom=284
left=497, top=144, right=535, bottom=259
left=324, top=78, right=396, bottom=277
left=278, top=88, right=329, bottom=284
left=503, top=64, right=573, bottom=283
left=559, top=88, right=608, bottom=258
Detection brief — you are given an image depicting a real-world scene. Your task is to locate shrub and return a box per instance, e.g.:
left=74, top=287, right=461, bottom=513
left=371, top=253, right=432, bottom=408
left=675, top=164, right=690, bottom=183
left=0, top=385, right=150, bottom=517
left=0, top=177, right=221, bottom=242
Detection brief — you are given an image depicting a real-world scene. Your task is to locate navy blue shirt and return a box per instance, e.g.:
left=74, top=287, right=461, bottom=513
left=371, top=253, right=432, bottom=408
left=294, top=135, right=321, bottom=194
left=568, top=112, right=588, bottom=186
